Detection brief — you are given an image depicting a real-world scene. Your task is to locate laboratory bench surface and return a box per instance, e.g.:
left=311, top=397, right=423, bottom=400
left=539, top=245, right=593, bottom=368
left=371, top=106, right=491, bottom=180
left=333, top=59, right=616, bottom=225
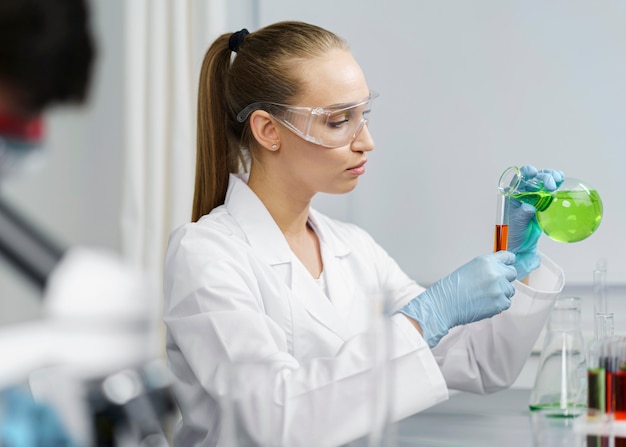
left=390, top=388, right=580, bottom=447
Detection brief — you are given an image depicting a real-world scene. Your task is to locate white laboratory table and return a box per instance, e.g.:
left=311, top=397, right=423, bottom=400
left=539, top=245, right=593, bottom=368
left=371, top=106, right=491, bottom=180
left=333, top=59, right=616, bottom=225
left=390, top=388, right=582, bottom=447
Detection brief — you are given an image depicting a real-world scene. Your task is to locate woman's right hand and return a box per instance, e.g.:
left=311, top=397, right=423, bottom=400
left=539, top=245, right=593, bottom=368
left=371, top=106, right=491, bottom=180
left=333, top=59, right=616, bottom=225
left=397, top=251, right=517, bottom=347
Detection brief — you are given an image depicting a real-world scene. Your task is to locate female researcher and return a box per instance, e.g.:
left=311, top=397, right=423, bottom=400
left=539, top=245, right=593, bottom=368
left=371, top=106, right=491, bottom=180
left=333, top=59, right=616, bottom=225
left=163, top=21, right=564, bottom=446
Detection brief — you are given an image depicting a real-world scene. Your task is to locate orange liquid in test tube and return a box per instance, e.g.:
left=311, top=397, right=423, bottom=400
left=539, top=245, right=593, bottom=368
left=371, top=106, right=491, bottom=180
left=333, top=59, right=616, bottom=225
left=494, top=224, right=509, bottom=252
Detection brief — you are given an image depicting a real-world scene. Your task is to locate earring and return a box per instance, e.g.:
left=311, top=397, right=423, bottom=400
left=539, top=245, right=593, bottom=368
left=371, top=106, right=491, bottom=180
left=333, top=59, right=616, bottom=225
left=271, top=144, right=278, bottom=150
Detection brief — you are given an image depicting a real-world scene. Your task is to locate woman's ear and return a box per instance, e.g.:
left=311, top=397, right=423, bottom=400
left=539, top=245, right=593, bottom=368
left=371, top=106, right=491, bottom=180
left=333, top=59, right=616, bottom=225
left=249, top=110, right=281, bottom=151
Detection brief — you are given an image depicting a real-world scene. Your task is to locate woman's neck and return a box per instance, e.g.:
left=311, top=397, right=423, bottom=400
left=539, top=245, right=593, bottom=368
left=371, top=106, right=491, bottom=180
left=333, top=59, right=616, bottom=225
left=247, top=169, right=323, bottom=278
left=247, top=169, right=312, bottom=237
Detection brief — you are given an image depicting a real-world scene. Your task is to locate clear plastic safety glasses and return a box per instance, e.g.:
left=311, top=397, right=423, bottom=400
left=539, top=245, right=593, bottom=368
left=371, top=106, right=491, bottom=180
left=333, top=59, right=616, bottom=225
left=236, top=91, right=378, bottom=148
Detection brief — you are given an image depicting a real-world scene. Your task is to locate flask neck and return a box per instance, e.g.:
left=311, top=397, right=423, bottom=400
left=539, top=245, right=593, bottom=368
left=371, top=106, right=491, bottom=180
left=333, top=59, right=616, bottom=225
left=497, top=166, right=554, bottom=212
left=547, top=308, right=581, bottom=332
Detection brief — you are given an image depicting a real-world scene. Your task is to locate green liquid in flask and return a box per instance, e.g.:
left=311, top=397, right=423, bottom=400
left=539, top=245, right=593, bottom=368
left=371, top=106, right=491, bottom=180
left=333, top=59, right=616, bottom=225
left=511, top=191, right=554, bottom=212
left=513, top=189, right=603, bottom=243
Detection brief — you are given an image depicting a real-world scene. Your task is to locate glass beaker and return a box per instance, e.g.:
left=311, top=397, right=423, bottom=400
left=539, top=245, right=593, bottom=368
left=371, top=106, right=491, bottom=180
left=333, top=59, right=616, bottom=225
left=498, top=166, right=603, bottom=243
left=529, top=296, right=587, bottom=417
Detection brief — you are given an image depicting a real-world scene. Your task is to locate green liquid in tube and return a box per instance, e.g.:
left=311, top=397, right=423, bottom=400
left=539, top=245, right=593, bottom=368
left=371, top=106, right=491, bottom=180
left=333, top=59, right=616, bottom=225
left=512, top=189, right=603, bottom=243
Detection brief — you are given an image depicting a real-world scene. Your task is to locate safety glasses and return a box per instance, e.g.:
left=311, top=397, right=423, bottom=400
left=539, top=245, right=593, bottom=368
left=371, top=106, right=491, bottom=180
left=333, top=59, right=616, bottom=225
left=236, top=91, right=378, bottom=148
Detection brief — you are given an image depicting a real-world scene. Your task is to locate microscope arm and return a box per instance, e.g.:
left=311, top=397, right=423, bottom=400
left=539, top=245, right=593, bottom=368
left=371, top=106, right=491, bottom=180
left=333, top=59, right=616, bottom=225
left=0, top=197, right=64, bottom=290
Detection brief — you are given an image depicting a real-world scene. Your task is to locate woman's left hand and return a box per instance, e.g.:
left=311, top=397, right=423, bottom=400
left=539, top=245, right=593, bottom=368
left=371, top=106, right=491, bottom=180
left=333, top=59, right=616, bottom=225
left=507, top=165, right=564, bottom=280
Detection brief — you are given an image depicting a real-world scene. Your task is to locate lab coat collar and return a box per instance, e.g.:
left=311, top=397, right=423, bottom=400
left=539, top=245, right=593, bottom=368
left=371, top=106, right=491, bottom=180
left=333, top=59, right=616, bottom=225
left=307, top=210, right=351, bottom=258
left=224, top=173, right=352, bottom=264
left=224, top=174, right=355, bottom=340
left=225, top=173, right=293, bottom=265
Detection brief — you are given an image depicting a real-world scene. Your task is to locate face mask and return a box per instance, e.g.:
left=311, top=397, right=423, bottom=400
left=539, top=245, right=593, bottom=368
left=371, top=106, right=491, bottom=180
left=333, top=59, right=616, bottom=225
left=0, top=113, right=44, bottom=181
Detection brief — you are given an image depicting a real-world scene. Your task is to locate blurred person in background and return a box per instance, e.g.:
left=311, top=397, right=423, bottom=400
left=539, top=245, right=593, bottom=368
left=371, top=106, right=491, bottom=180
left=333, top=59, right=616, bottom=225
left=0, top=1, right=173, bottom=445
left=0, top=0, right=94, bottom=177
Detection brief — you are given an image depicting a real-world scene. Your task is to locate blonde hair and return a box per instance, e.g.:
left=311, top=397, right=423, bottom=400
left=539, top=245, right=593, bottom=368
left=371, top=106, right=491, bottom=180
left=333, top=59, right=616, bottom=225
left=191, top=21, right=348, bottom=222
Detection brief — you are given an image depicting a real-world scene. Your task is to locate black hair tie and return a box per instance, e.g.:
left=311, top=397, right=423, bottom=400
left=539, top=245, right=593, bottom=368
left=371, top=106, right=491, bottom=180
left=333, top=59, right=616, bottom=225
left=228, top=29, right=249, bottom=53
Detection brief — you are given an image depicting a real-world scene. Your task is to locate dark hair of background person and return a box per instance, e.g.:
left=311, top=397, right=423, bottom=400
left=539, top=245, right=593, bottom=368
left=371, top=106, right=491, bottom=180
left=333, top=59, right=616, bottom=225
left=191, top=21, right=349, bottom=222
left=0, top=0, right=96, bottom=115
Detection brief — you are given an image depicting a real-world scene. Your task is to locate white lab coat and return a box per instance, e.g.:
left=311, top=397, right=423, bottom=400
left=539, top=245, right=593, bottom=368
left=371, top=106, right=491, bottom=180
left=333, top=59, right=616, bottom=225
left=163, top=174, right=564, bottom=447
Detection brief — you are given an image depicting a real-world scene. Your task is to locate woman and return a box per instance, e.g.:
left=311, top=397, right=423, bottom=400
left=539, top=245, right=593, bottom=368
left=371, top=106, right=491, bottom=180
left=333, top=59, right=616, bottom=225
left=163, top=21, right=564, bottom=446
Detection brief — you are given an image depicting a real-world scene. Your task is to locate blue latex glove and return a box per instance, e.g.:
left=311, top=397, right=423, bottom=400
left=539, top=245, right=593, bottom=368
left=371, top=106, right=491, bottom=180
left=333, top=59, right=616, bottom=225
left=398, top=251, right=517, bottom=348
left=507, top=165, right=564, bottom=280
left=0, top=386, right=76, bottom=447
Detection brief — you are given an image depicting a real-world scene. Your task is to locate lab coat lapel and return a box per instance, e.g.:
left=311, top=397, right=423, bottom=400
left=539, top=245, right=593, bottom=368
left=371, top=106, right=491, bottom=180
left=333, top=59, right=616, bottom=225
left=308, top=211, right=358, bottom=329
left=323, top=252, right=357, bottom=321
left=290, top=259, right=352, bottom=340
left=225, top=174, right=292, bottom=266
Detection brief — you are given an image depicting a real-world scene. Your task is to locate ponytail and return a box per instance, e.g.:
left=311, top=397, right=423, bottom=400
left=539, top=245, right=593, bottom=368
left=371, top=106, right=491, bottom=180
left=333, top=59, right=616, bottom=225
left=192, top=34, right=236, bottom=222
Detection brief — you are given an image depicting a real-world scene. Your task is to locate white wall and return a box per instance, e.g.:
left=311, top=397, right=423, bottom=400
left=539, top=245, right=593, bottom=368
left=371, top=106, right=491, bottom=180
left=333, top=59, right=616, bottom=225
left=250, top=1, right=626, bottom=290
left=2, top=0, right=625, bottom=326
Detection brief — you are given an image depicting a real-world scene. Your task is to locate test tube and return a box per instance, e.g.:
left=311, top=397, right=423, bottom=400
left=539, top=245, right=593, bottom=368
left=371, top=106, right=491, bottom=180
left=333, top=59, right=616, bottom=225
left=494, top=166, right=556, bottom=253
left=606, top=337, right=626, bottom=447
left=593, top=259, right=614, bottom=342
left=588, top=260, right=616, bottom=445
left=587, top=337, right=612, bottom=447
left=494, top=193, right=509, bottom=252
left=494, top=167, right=520, bottom=253
left=594, top=260, right=609, bottom=316
left=595, top=314, right=615, bottom=342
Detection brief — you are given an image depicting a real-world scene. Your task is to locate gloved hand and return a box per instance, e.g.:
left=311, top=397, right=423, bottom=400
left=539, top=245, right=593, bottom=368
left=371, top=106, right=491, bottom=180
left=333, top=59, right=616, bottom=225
left=398, top=251, right=517, bottom=348
left=0, top=386, right=76, bottom=447
left=507, top=165, right=564, bottom=280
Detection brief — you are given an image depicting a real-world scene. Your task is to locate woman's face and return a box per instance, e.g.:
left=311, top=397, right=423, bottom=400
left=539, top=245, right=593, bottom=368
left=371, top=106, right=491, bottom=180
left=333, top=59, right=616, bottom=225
left=270, top=48, right=375, bottom=199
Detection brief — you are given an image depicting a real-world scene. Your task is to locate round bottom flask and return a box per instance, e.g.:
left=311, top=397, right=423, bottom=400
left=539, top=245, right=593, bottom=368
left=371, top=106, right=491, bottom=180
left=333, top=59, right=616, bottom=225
left=498, top=166, right=603, bottom=244
left=535, top=178, right=603, bottom=243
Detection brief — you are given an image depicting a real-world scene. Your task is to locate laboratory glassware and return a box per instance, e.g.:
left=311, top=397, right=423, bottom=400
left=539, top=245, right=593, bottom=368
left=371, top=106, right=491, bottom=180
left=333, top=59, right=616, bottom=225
left=494, top=192, right=509, bottom=252
left=588, top=259, right=614, bottom=447
left=586, top=337, right=626, bottom=447
left=529, top=296, right=587, bottom=417
left=605, top=337, right=626, bottom=446
left=593, top=260, right=615, bottom=342
left=497, top=166, right=603, bottom=245
left=530, top=410, right=585, bottom=447
left=611, top=339, right=626, bottom=446
left=594, top=260, right=609, bottom=317
left=586, top=336, right=612, bottom=447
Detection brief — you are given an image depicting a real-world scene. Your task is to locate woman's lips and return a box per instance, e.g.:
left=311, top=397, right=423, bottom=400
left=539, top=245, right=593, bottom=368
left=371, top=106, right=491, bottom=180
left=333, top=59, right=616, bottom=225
left=347, top=160, right=367, bottom=176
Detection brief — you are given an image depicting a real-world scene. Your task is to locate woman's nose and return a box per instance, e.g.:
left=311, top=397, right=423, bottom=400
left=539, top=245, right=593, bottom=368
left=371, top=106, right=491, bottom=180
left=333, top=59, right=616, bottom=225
left=351, top=123, right=375, bottom=152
